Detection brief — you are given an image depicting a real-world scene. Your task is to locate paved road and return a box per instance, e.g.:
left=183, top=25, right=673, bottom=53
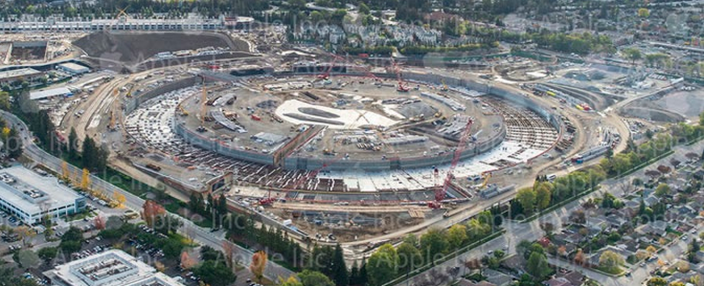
left=3, top=111, right=295, bottom=281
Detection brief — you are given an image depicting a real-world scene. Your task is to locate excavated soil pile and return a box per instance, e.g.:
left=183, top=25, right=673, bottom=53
left=73, top=31, right=247, bottom=64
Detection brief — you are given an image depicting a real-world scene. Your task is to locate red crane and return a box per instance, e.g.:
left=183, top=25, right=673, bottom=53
left=429, top=118, right=473, bottom=209
left=391, top=58, right=409, bottom=92
left=318, top=55, right=345, bottom=80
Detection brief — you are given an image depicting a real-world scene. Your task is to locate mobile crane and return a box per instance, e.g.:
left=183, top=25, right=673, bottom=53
left=391, top=59, right=409, bottom=92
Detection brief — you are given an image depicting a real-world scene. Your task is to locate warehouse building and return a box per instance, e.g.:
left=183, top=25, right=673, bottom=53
left=30, top=87, right=74, bottom=100
left=43, top=249, right=185, bottom=286
left=57, top=62, right=90, bottom=75
left=0, top=68, right=44, bottom=85
left=0, top=166, right=85, bottom=225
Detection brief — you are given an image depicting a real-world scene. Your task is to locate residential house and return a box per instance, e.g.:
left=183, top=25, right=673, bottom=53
left=458, top=280, right=497, bottom=286
left=483, top=269, right=513, bottom=286
left=556, top=271, right=585, bottom=286
left=543, top=277, right=572, bottom=286
left=500, top=255, right=526, bottom=275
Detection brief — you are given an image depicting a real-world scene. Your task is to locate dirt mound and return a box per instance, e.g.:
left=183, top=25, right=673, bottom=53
left=619, top=106, right=685, bottom=122
left=73, top=31, right=247, bottom=64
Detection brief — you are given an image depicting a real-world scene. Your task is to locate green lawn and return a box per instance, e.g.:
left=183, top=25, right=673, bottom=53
left=595, top=266, right=624, bottom=276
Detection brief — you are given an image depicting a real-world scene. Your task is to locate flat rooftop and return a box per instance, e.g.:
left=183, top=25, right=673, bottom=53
left=45, top=249, right=184, bottom=286
left=59, top=62, right=90, bottom=71
left=0, top=165, right=81, bottom=216
left=0, top=68, right=42, bottom=80
left=30, top=87, right=73, bottom=100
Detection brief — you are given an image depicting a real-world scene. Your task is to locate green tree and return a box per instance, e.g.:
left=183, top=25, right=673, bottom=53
left=5, top=128, right=22, bottom=159
left=622, top=47, right=642, bottom=65
left=526, top=251, right=550, bottom=279
left=403, top=234, right=419, bottom=247
left=331, top=244, right=348, bottom=286
left=466, top=218, right=491, bottom=241
left=599, top=250, right=624, bottom=272
left=396, top=242, right=423, bottom=276
left=280, top=276, right=303, bottom=286
left=0, top=91, right=9, bottom=110
left=37, top=247, right=58, bottom=263
left=15, top=249, right=41, bottom=269
left=367, top=244, right=398, bottom=286
left=535, top=183, right=552, bottom=210
left=516, top=188, right=536, bottom=214
left=59, top=227, right=83, bottom=254
left=655, top=183, right=670, bottom=197
left=299, top=269, right=335, bottom=286
left=420, top=228, right=449, bottom=264
left=81, top=135, right=96, bottom=170
left=447, top=224, right=468, bottom=249
left=192, top=260, right=237, bottom=286
left=68, top=127, right=78, bottom=159
left=0, top=266, right=40, bottom=285
left=688, top=238, right=701, bottom=263
left=646, top=277, right=667, bottom=286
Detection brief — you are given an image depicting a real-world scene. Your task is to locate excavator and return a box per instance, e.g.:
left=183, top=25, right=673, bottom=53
left=178, top=105, right=189, bottom=116
left=479, top=173, right=492, bottom=189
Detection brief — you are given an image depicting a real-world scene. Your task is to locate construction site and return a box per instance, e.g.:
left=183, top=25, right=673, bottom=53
left=6, top=25, right=700, bottom=256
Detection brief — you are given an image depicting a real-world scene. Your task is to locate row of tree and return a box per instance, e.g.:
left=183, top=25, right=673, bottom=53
left=512, top=114, right=704, bottom=218
left=231, top=217, right=304, bottom=267
left=11, top=91, right=60, bottom=154
left=365, top=212, right=496, bottom=285
left=601, top=113, right=704, bottom=179
left=511, top=167, right=606, bottom=217
left=188, top=191, right=228, bottom=223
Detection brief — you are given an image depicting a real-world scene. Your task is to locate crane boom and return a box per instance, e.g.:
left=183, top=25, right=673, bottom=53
left=391, top=58, right=409, bottom=92
left=318, top=55, right=344, bottom=80
left=430, top=118, right=473, bottom=208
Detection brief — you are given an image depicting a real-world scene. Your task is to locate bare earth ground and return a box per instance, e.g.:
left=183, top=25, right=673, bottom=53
left=73, top=31, right=249, bottom=64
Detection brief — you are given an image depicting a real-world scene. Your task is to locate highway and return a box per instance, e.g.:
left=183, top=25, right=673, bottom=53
left=2, top=110, right=295, bottom=281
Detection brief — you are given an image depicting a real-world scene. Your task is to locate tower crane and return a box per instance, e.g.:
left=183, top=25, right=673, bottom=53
left=429, top=118, right=473, bottom=209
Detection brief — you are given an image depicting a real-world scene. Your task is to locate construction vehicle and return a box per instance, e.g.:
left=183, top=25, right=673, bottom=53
left=440, top=79, right=449, bottom=92
left=480, top=172, right=492, bottom=189
left=108, top=111, right=117, bottom=131
left=471, top=130, right=482, bottom=142
left=178, top=105, right=189, bottom=116
left=146, top=163, right=161, bottom=172
left=323, top=148, right=335, bottom=156
left=251, top=114, right=261, bottom=121
left=429, top=118, right=473, bottom=209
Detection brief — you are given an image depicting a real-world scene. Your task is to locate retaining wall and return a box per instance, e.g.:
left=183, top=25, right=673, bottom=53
left=124, top=76, right=198, bottom=114
left=152, top=71, right=561, bottom=171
